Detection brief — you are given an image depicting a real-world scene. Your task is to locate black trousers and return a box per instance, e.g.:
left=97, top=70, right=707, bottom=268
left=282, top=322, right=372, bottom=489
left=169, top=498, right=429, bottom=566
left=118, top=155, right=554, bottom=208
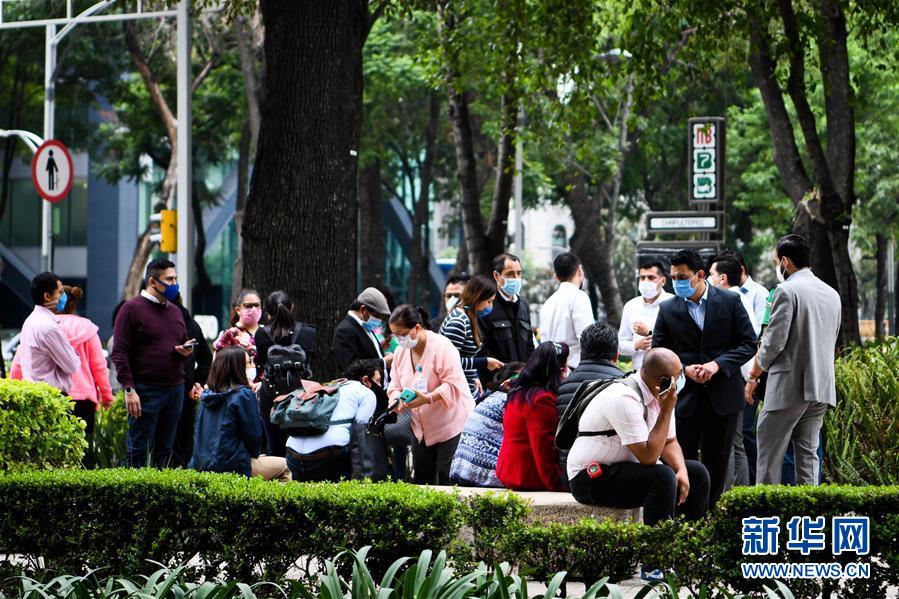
left=676, top=393, right=739, bottom=508
left=411, top=434, right=461, bottom=485
left=569, top=459, right=710, bottom=526
left=286, top=446, right=350, bottom=482
left=172, top=394, right=197, bottom=468
left=71, top=399, right=96, bottom=469
left=259, top=385, right=288, bottom=457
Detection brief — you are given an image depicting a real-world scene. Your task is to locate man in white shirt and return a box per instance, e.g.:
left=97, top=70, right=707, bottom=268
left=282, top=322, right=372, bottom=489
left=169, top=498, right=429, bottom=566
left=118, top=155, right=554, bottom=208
left=567, top=348, right=709, bottom=579
left=709, top=254, right=760, bottom=488
left=540, top=252, right=594, bottom=369
left=618, top=262, right=673, bottom=370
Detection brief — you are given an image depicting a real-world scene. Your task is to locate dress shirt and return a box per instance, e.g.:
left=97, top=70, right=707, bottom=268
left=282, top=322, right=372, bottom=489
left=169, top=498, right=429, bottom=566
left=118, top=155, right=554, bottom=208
left=719, top=286, right=760, bottom=378
left=540, top=282, right=595, bottom=368
left=739, top=275, right=769, bottom=324
left=286, top=380, right=376, bottom=454
left=685, top=284, right=709, bottom=330
left=140, top=289, right=162, bottom=304
left=13, top=305, right=81, bottom=392
left=618, top=291, right=673, bottom=370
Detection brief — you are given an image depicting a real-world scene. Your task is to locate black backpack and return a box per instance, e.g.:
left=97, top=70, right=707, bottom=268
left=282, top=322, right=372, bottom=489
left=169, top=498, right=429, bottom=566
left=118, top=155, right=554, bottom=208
left=554, top=374, right=644, bottom=451
left=263, top=325, right=313, bottom=395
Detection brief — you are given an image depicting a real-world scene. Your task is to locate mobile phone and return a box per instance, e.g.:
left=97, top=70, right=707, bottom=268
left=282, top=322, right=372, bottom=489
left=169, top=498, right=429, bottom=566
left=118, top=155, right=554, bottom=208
left=399, top=388, right=417, bottom=403
left=178, top=340, right=198, bottom=349
left=659, top=377, right=673, bottom=393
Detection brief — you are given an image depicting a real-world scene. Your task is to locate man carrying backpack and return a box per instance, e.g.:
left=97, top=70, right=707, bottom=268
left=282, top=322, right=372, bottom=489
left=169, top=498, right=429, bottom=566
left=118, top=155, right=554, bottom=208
left=559, top=347, right=709, bottom=581
left=282, top=359, right=382, bottom=482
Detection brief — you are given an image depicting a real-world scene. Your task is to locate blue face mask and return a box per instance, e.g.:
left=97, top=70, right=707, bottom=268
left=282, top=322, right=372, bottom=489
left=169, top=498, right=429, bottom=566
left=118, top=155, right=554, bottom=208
left=55, top=292, right=68, bottom=313
left=672, top=275, right=697, bottom=299
left=675, top=372, right=686, bottom=394
left=158, top=280, right=180, bottom=302
left=477, top=305, right=493, bottom=318
left=501, top=277, right=522, bottom=297
left=362, top=316, right=381, bottom=332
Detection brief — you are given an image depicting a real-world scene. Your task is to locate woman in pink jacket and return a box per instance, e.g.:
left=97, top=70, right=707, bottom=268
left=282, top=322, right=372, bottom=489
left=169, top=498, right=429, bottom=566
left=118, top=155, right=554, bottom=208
left=14, top=286, right=114, bottom=467
left=388, top=304, right=474, bottom=485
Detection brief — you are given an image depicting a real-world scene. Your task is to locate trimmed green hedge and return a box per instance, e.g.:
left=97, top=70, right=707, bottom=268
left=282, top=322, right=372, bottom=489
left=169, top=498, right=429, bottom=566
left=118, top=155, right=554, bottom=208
left=0, top=469, right=462, bottom=582
left=0, top=380, right=86, bottom=472
left=0, top=469, right=896, bottom=598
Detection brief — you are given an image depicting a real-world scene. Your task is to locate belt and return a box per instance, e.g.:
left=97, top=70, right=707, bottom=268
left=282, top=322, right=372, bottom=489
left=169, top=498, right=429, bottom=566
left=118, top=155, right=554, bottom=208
left=286, top=445, right=345, bottom=462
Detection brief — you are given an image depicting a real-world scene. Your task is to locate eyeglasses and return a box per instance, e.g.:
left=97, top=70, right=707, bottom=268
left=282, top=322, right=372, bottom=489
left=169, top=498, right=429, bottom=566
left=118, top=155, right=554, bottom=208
left=240, top=302, right=261, bottom=309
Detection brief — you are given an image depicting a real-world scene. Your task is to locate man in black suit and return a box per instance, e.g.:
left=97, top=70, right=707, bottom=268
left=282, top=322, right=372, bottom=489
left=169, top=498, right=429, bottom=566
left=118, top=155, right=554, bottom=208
left=331, top=287, right=393, bottom=373
left=651, top=249, right=756, bottom=507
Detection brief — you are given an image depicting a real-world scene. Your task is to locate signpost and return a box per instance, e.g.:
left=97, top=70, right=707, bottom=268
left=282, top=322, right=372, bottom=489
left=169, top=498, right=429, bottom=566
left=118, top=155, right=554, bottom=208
left=31, top=139, right=73, bottom=202
left=688, top=117, right=725, bottom=204
left=647, top=211, right=723, bottom=235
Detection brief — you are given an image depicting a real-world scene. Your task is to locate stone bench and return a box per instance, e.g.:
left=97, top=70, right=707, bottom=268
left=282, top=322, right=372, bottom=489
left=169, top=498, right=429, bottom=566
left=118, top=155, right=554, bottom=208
left=427, top=486, right=642, bottom=525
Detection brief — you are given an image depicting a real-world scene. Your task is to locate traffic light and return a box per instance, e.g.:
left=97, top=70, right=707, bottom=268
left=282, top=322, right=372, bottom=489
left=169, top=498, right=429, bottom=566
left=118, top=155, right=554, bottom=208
left=148, top=209, right=177, bottom=253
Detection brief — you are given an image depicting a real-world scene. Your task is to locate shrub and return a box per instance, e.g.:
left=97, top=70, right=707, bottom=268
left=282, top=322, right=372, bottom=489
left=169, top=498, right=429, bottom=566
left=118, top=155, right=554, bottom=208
left=92, top=391, right=129, bottom=468
left=709, top=485, right=899, bottom=599
left=0, top=379, right=86, bottom=472
left=0, top=469, right=463, bottom=582
left=828, top=339, right=899, bottom=484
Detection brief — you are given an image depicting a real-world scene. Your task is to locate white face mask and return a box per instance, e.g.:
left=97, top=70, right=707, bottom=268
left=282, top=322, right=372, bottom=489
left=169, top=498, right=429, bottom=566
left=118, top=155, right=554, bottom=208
left=638, top=281, right=661, bottom=299
left=776, top=260, right=787, bottom=284
left=395, top=332, right=419, bottom=350
left=246, top=367, right=257, bottom=383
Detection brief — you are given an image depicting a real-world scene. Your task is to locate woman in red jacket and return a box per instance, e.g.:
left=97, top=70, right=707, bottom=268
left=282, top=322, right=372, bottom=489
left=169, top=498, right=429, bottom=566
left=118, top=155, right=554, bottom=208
left=496, top=341, right=569, bottom=491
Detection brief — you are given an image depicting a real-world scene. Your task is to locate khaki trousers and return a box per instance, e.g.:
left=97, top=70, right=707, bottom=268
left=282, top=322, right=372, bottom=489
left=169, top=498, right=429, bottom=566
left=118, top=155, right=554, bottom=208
left=251, top=455, right=292, bottom=482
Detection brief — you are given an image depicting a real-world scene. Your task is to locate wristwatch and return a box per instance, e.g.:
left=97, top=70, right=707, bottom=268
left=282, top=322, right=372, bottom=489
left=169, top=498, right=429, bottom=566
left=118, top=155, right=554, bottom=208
left=124, top=386, right=135, bottom=395
left=746, top=377, right=761, bottom=384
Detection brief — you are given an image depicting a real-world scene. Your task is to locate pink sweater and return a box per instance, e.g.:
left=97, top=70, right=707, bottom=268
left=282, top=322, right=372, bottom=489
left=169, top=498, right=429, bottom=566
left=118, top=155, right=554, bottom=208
left=54, top=315, right=114, bottom=408
left=388, top=331, right=474, bottom=446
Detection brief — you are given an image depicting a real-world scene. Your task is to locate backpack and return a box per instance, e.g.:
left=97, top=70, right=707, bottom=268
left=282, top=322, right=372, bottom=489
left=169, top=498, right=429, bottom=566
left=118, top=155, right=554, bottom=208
left=263, top=324, right=312, bottom=395
left=554, top=374, right=644, bottom=451
left=271, top=379, right=353, bottom=436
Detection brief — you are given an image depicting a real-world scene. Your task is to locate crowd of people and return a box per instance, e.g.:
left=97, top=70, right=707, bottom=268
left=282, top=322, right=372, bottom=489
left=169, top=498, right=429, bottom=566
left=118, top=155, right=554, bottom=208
left=7, top=234, right=841, bottom=578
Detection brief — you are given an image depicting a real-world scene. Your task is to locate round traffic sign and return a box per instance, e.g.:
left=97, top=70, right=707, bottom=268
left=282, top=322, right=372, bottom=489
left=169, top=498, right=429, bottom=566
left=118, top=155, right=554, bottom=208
left=31, top=139, right=73, bottom=203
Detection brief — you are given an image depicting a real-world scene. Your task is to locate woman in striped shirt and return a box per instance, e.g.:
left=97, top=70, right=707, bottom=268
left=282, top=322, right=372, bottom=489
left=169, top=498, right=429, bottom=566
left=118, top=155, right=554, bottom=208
left=439, top=275, right=504, bottom=401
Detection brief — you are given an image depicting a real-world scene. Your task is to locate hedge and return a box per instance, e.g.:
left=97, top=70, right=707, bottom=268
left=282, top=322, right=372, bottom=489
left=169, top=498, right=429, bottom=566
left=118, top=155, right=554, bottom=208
left=0, top=469, right=896, bottom=598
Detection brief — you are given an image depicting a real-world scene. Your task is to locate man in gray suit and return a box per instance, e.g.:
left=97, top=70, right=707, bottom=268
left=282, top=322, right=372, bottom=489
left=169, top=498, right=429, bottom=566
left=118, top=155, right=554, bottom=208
left=747, top=234, right=841, bottom=485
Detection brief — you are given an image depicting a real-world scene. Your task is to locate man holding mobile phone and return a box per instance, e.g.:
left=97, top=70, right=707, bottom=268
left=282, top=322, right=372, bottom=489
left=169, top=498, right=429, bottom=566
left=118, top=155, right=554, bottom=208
left=112, top=259, right=195, bottom=468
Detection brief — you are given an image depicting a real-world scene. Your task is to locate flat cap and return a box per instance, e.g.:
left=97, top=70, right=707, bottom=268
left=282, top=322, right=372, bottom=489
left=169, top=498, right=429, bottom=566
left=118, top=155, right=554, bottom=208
left=356, top=287, right=390, bottom=317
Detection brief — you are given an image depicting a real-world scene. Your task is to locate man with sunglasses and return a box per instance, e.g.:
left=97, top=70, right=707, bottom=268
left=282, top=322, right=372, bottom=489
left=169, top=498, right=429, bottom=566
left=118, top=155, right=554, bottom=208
left=567, top=348, right=709, bottom=581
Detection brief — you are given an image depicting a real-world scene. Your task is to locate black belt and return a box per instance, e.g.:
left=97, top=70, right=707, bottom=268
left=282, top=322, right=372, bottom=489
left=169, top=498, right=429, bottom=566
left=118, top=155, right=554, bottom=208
left=286, top=445, right=345, bottom=462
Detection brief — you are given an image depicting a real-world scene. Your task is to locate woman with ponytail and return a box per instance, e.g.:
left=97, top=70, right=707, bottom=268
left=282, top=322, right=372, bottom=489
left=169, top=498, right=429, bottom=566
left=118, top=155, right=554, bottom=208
left=439, top=275, right=504, bottom=401
left=213, top=289, right=262, bottom=361
left=387, top=304, right=474, bottom=484
left=254, top=290, right=317, bottom=456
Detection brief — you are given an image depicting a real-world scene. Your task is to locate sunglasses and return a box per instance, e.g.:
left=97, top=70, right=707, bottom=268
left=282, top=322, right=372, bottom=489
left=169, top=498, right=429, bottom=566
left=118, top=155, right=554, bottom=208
left=240, top=302, right=261, bottom=309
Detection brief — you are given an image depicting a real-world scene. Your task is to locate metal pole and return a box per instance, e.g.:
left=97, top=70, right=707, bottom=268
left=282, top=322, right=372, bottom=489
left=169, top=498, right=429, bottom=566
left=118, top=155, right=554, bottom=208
left=513, top=107, right=524, bottom=252
left=888, top=238, right=895, bottom=337
left=41, top=24, right=56, bottom=273
left=176, top=0, right=193, bottom=308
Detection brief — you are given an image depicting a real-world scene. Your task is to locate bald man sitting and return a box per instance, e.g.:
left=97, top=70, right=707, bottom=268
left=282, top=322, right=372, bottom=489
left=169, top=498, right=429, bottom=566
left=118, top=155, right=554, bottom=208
left=566, top=348, right=710, bottom=577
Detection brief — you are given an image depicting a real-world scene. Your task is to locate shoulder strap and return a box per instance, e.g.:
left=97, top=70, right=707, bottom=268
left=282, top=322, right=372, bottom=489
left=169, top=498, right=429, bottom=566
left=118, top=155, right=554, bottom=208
left=575, top=375, right=646, bottom=439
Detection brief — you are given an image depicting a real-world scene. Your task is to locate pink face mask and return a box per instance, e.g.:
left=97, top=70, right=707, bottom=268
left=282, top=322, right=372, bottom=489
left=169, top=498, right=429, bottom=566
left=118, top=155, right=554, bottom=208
left=240, top=307, right=262, bottom=326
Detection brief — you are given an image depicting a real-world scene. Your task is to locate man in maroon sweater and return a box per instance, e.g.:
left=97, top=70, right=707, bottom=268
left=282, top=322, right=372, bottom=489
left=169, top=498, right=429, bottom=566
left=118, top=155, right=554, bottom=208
left=112, top=259, right=195, bottom=467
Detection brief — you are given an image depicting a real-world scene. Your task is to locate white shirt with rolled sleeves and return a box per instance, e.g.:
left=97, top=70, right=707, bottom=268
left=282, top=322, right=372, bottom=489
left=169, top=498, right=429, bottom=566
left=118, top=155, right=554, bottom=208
left=540, top=282, right=595, bottom=369
left=739, top=275, right=769, bottom=324
left=566, top=374, right=676, bottom=481
left=617, top=291, right=673, bottom=370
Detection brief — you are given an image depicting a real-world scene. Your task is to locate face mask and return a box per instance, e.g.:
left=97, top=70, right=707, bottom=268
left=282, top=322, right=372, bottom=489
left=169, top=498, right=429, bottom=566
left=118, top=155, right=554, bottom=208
left=245, top=367, right=257, bottom=383
left=776, top=260, right=787, bottom=284
left=446, top=296, right=460, bottom=312
left=362, top=316, right=382, bottom=332
left=156, top=280, right=180, bottom=302
left=501, top=277, right=522, bottom=297
left=395, top=331, right=419, bottom=350
left=638, top=281, right=660, bottom=300
left=672, top=275, right=697, bottom=299
left=54, top=292, right=68, bottom=314
left=675, top=372, right=686, bottom=394
left=240, top=307, right=261, bottom=326
left=477, top=305, right=493, bottom=318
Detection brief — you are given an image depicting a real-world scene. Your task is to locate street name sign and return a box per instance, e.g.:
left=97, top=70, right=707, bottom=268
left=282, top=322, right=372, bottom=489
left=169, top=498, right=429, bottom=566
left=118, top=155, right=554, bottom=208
left=647, top=211, right=723, bottom=234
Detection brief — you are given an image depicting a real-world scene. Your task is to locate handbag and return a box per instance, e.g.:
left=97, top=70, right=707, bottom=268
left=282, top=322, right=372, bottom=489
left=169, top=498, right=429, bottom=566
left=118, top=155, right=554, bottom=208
left=350, top=422, right=389, bottom=481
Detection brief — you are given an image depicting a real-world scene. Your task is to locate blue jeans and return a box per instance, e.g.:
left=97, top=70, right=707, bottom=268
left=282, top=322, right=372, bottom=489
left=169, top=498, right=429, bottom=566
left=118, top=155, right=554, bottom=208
left=126, top=384, right=184, bottom=468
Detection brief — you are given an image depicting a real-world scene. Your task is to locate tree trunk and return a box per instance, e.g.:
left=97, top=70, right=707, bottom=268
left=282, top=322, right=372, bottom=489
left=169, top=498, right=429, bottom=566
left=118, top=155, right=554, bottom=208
left=875, top=233, right=887, bottom=339
left=565, top=174, right=606, bottom=322
left=358, top=160, right=384, bottom=288
left=244, top=0, right=367, bottom=379
left=231, top=119, right=251, bottom=303
left=409, top=92, right=440, bottom=305
left=192, top=185, right=212, bottom=293
left=483, top=91, right=517, bottom=263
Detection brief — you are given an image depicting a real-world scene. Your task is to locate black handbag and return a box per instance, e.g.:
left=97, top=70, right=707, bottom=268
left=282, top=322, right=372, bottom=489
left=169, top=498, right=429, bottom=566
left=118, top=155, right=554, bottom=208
left=350, top=422, right=389, bottom=481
